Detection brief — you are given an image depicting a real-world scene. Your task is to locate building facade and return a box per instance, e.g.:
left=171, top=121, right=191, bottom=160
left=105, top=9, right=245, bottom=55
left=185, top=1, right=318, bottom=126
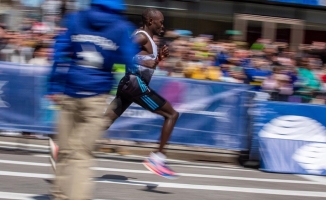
left=3, top=0, right=326, bottom=49
left=122, top=0, right=326, bottom=50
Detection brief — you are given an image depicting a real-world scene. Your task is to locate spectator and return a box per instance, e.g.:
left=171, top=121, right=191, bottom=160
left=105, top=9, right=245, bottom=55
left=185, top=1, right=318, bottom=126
left=296, top=57, right=322, bottom=103
left=0, top=32, right=33, bottom=64
left=220, top=58, right=246, bottom=83
left=262, top=66, right=293, bottom=95
left=0, top=24, right=9, bottom=61
left=28, top=44, right=51, bottom=66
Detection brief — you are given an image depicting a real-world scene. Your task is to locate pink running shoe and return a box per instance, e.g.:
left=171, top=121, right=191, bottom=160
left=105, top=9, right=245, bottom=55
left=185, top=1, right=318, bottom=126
left=49, top=138, right=58, bottom=171
left=143, top=157, right=178, bottom=179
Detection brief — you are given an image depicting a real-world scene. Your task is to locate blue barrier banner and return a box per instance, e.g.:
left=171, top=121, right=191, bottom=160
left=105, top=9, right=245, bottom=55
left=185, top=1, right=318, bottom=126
left=269, top=0, right=322, bottom=7
left=0, top=62, right=251, bottom=150
left=108, top=77, right=251, bottom=150
left=0, top=62, right=57, bottom=133
left=254, top=101, right=326, bottom=175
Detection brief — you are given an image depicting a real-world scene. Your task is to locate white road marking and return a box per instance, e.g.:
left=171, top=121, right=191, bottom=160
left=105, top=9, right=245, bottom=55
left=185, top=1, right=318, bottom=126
left=33, top=154, right=50, bottom=158
left=92, top=167, right=322, bottom=185
left=0, top=191, right=42, bottom=200
left=0, top=160, right=50, bottom=166
left=298, top=175, right=326, bottom=185
left=0, top=191, right=108, bottom=200
left=97, top=179, right=326, bottom=198
left=0, top=160, right=320, bottom=185
left=0, top=171, right=53, bottom=179
left=170, top=164, right=255, bottom=172
left=0, top=141, right=48, bottom=149
left=0, top=170, right=325, bottom=197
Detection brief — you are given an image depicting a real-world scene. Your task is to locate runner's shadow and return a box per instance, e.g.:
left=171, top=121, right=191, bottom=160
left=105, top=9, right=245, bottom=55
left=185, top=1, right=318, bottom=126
left=95, top=174, right=160, bottom=191
left=98, top=174, right=137, bottom=180
left=44, top=179, right=54, bottom=184
left=139, top=188, right=172, bottom=194
left=31, top=194, right=51, bottom=199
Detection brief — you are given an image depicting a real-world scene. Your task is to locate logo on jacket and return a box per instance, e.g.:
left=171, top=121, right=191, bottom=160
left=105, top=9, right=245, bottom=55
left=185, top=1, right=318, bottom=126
left=77, top=44, right=104, bottom=69
left=72, top=35, right=119, bottom=50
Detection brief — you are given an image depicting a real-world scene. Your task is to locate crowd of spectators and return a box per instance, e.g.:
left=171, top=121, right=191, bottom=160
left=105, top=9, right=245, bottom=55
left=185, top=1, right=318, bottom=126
left=0, top=19, right=55, bottom=66
left=156, top=34, right=326, bottom=104
left=0, top=19, right=60, bottom=137
left=1, top=19, right=326, bottom=105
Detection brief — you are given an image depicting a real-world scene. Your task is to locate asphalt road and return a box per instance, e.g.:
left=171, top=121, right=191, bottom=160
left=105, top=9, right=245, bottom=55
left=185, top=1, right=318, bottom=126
left=0, top=151, right=325, bottom=200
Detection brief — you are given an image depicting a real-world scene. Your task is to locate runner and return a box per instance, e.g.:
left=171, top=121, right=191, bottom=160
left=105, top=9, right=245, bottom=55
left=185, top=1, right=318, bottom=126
left=104, top=8, right=179, bottom=179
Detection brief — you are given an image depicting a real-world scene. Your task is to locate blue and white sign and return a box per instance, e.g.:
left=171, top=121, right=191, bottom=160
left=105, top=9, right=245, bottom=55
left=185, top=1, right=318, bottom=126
left=0, top=62, right=56, bottom=133
left=0, top=62, right=251, bottom=150
left=255, top=101, right=326, bottom=175
left=108, top=77, right=251, bottom=150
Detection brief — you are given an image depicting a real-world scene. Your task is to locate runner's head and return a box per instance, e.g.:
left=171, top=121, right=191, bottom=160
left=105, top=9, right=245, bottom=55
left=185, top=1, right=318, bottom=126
left=142, top=8, right=164, bottom=36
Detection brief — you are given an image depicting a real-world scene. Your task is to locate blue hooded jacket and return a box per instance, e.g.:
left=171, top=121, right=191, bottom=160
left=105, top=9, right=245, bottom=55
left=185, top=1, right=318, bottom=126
left=48, top=0, right=137, bottom=98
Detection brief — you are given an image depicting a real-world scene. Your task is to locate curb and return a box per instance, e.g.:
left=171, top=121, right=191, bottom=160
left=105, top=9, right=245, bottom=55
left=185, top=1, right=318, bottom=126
left=0, top=136, right=241, bottom=165
left=97, top=141, right=240, bottom=164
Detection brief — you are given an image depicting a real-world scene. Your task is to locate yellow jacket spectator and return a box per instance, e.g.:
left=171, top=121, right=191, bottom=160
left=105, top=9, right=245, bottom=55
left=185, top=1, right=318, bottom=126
left=184, top=63, right=221, bottom=81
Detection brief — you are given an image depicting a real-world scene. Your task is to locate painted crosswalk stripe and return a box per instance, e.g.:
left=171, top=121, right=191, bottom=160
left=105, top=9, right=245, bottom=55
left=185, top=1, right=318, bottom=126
left=0, top=191, right=108, bottom=200
left=0, top=170, right=326, bottom=197
left=0, top=141, right=48, bottom=149
left=0, top=171, right=53, bottom=179
left=0, top=191, right=44, bottom=200
left=97, top=178, right=326, bottom=198
left=93, top=167, right=321, bottom=185
left=0, top=159, right=316, bottom=185
left=0, top=159, right=50, bottom=166
left=298, top=175, right=326, bottom=185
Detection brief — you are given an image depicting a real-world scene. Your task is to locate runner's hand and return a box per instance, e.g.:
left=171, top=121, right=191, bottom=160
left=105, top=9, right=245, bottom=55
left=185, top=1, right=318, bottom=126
left=159, top=45, right=169, bottom=61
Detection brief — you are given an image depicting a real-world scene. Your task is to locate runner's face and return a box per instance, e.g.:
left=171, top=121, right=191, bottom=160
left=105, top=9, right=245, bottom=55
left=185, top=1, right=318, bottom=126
left=152, top=13, right=164, bottom=36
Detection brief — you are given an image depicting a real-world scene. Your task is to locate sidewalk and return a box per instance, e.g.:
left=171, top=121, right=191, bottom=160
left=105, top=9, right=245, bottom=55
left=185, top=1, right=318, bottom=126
left=0, top=135, right=241, bottom=165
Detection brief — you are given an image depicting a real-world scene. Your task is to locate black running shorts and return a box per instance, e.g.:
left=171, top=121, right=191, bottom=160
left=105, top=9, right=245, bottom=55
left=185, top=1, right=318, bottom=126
left=111, top=74, right=166, bottom=116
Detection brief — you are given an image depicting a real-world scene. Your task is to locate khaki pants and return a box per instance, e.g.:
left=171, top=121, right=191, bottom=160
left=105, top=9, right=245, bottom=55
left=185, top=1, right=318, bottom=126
left=51, top=94, right=112, bottom=200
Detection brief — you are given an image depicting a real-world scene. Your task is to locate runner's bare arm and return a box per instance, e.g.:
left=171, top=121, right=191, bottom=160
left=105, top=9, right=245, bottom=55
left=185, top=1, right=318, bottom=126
left=132, top=33, right=148, bottom=46
left=132, top=33, right=158, bottom=69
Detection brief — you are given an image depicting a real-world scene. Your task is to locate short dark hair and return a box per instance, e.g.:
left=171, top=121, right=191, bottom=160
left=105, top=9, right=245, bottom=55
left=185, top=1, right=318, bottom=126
left=32, top=43, right=49, bottom=58
left=142, top=8, right=160, bottom=25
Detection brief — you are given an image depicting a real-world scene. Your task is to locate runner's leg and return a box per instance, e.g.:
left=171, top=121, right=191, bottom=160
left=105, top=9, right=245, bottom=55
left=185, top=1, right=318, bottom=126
left=132, top=85, right=179, bottom=179
left=104, top=94, right=133, bottom=124
left=153, top=101, right=179, bottom=153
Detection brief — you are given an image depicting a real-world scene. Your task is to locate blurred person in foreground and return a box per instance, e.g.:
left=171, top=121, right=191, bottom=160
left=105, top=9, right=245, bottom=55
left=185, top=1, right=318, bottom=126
left=104, top=8, right=180, bottom=179
left=47, top=0, right=137, bottom=199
